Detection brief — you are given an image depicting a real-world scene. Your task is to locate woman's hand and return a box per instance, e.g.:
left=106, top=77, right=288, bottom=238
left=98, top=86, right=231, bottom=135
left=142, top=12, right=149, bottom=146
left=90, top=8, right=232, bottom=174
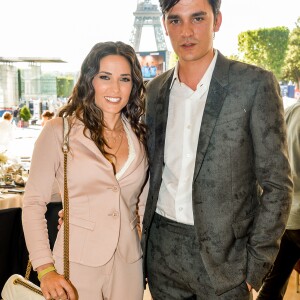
left=40, top=270, right=78, bottom=300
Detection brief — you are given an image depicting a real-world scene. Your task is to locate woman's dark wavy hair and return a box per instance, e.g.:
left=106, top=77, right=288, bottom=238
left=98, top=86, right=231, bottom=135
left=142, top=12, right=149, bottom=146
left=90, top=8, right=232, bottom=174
left=59, top=41, right=147, bottom=161
left=159, top=0, right=221, bottom=18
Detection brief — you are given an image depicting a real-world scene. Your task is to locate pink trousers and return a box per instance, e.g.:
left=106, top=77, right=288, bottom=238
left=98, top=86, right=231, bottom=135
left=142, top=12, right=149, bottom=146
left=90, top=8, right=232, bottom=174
left=54, top=250, right=144, bottom=300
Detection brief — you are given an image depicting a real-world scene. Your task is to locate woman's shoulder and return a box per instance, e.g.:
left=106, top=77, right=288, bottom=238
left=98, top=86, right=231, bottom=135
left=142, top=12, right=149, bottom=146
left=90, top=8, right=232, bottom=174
left=46, top=116, right=63, bottom=131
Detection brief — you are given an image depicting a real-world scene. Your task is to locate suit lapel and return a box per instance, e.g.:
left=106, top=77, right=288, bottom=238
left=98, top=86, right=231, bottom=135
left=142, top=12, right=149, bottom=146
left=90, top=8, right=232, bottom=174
left=193, top=53, right=230, bottom=182
left=153, top=71, right=174, bottom=181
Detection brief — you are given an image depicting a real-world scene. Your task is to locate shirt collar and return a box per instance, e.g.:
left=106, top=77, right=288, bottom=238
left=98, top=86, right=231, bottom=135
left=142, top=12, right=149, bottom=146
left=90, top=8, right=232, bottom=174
left=169, top=49, right=218, bottom=90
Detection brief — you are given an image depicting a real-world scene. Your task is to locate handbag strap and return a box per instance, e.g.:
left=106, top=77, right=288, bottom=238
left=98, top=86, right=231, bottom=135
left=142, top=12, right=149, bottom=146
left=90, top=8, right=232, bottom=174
left=25, top=117, right=70, bottom=281
left=62, top=117, right=70, bottom=280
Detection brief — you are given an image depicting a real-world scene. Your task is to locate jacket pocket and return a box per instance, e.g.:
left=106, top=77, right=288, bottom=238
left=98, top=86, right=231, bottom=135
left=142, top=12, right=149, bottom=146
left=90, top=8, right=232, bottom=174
left=216, top=110, right=248, bottom=126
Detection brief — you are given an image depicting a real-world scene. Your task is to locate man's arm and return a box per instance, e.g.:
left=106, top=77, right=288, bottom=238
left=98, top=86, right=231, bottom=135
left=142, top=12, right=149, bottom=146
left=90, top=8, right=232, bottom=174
left=246, top=71, right=293, bottom=290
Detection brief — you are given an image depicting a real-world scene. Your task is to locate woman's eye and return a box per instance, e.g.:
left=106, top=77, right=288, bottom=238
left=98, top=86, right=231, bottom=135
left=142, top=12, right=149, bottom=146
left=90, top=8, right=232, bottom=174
left=121, top=77, right=131, bottom=82
left=99, top=75, right=110, bottom=80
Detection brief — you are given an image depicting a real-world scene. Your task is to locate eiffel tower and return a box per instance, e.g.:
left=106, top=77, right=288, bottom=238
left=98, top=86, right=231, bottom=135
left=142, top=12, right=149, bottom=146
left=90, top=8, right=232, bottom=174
left=130, top=0, right=167, bottom=51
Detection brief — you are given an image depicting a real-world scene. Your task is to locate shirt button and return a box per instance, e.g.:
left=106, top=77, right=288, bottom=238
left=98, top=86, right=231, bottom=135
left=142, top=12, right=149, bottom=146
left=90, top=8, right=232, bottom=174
left=186, top=153, right=191, bottom=158
left=179, top=207, right=183, bottom=211
left=187, top=125, right=191, bottom=129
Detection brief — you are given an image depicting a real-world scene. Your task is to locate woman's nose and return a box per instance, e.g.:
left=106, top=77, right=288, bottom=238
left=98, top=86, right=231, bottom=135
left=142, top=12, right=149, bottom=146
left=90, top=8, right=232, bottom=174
left=112, top=80, right=120, bottom=92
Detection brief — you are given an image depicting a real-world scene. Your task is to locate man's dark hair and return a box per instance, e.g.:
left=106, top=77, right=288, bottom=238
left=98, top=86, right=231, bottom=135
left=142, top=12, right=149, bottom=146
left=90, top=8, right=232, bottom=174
left=159, top=0, right=221, bottom=18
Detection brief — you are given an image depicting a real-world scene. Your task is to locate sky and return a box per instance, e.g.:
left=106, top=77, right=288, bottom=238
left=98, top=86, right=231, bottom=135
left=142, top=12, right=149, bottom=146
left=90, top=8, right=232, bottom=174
left=1, top=0, right=299, bottom=73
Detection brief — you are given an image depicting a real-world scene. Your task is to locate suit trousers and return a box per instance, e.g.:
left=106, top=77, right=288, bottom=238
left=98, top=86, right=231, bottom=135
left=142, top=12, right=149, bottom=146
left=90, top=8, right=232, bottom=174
left=146, top=213, right=253, bottom=300
left=54, top=249, right=144, bottom=300
left=256, top=229, right=300, bottom=300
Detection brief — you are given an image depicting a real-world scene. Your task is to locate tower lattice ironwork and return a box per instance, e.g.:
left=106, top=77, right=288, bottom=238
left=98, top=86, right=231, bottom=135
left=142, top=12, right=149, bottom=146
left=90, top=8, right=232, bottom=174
left=130, top=0, right=167, bottom=51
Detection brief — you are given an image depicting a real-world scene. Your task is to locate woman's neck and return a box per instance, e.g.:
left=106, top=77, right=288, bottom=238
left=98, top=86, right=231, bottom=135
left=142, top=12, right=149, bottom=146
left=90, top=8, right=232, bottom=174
left=104, top=115, right=123, bottom=131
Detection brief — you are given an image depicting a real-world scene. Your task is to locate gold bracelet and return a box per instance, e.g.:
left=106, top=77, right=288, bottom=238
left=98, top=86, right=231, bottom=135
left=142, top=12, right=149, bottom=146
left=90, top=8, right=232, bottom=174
left=38, top=266, right=56, bottom=281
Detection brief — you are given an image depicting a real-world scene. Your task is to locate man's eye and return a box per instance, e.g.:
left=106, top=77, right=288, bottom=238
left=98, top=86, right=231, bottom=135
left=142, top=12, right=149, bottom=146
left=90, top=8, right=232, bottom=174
left=193, top=17, right=204, bottom=23
left=170, top=19, right=180, bottom=25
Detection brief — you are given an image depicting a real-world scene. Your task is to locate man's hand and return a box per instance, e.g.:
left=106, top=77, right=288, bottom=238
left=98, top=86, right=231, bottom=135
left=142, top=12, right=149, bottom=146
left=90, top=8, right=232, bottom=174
left=246, top=282, right=252, bottom=292
left=57, top=209, right=64, bottom=230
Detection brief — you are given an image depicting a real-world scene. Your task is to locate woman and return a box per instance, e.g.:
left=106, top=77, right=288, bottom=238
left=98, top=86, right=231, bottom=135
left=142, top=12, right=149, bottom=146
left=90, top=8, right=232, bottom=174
left=22, top=41, right=148, bottom=300
left=41, top=110, right=55, bottom=127
left=0, top=111, right=14, bottom=151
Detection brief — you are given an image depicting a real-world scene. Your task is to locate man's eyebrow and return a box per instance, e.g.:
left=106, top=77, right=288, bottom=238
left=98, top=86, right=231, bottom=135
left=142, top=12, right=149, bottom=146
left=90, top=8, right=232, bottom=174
left=167, top=14, right=180, bottom=20
left=191, top=11, right=207, bottom=17
left=167, top=11, right=207, bottom=20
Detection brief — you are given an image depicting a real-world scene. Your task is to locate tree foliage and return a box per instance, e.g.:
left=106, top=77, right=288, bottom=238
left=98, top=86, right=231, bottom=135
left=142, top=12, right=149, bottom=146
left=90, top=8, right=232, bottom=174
left=282, top=18, right=300, bottom=87
left=19, top=105, right=31, bottom=121
left=238, top=26, right=290, bottom=79
left=56, top=77, right=74, bottom=98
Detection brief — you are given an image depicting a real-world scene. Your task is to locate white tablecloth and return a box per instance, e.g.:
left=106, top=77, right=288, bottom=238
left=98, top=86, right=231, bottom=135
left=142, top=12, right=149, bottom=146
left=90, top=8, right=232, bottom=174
left=0, top=192, right=23, bottom=209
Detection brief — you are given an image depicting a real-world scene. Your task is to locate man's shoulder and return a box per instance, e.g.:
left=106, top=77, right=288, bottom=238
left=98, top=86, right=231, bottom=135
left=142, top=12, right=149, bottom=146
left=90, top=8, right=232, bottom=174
left=146, top=68, right=174, bottom=91
left=226, top=57, right=273, bottom=78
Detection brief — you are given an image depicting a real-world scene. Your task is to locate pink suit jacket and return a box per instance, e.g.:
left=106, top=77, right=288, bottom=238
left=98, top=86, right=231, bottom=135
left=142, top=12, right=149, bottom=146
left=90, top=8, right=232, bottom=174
left=22, top=116, right=148, bottom=270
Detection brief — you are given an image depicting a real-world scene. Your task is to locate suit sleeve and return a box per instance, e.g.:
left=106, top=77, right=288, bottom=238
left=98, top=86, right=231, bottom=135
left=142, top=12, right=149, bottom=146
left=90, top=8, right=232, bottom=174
left=246, top=71, right=293, bottom=290
left=22, top=120, right=61, bottom=270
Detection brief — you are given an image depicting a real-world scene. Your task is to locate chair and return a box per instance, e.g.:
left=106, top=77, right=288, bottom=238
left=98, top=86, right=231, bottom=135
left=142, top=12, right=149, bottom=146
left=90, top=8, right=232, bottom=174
left=0, top=207, right=27, bottom=291
left=0, top=202, right=63, bottom=291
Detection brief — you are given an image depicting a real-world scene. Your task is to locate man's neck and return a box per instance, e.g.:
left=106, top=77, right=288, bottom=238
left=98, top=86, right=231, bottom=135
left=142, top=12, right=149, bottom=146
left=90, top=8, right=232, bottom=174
left=178, top=50, right=215, bottom=91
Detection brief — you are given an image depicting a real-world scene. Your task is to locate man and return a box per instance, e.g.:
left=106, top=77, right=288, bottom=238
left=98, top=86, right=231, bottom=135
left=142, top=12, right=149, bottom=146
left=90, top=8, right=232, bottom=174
left=141, top=0, right=293, bottom=299
left=257, top=102, right=300, bottom=300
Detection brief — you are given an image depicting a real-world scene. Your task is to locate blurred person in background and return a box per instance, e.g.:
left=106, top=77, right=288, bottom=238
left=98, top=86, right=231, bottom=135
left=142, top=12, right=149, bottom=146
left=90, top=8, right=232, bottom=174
left=41, top=110, right=55, bottom=127
left=12, top=106, right=20, bottom=126
left=257, top=102, right=300, bottom=300
left=0, top=112, right=14, bottom=152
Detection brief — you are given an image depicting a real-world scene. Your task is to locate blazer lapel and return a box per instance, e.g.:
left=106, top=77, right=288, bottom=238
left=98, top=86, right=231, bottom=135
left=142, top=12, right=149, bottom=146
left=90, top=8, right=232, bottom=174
left=193, top=53, right=230, bottom=182
left=116, top=118, right=146, bottom=179
left=152, top=71, right=174, bottom=184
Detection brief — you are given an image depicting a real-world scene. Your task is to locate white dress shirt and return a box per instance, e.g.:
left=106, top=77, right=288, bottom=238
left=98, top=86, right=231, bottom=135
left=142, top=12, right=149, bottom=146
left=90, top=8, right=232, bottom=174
left=156, top=51, right=218, bottom=225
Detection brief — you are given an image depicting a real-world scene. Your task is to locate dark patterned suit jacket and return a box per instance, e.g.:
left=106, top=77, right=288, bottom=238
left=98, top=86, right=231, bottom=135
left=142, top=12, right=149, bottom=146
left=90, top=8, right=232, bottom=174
left=141, top=52, right=293, bottom=295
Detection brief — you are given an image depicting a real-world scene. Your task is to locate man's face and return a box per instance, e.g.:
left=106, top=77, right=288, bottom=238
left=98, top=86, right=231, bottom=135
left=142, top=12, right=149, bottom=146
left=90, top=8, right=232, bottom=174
left=163, top=0, right=222, bottom=63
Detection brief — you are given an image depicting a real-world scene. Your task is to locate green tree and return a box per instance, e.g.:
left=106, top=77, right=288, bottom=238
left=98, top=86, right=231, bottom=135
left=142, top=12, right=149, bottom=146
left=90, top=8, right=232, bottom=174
left=19, top=105, right=31, bottom=122
left=168, top=52, right=178, bottom=69
left=238, top=26, right=290, bottom=79
left=282, top=18, right=300, bottom=88
left=56, top=77, right=74, bottom=98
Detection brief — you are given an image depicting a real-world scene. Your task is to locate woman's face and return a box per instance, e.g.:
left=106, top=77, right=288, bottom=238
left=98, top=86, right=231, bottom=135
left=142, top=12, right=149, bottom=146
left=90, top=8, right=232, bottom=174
left=92, top=55, right=133, bottom=119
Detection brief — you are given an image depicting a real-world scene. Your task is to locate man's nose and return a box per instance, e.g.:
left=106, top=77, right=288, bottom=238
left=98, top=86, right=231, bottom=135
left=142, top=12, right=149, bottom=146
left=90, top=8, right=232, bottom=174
left=181, top=22, right=193, bottom=37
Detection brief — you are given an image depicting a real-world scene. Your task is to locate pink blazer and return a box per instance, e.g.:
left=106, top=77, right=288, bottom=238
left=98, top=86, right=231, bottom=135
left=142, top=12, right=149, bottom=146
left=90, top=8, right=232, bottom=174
left=22, top=116, right=148, bottom=269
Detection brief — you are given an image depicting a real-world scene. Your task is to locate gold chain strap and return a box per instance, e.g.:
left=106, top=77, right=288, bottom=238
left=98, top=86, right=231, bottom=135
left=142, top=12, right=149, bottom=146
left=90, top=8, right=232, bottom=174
left=24, top=117, right=70, bottom=283
left=24, top=260, right=32, bottom=280
left=63, top=128, right=70, bottom=280
left=13, top=278, right=44, bottom=296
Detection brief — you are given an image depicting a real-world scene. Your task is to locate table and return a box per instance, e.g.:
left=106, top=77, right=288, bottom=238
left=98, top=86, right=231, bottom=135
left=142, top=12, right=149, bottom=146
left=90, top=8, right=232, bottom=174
left=0, top=192, right=23, bottom=209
